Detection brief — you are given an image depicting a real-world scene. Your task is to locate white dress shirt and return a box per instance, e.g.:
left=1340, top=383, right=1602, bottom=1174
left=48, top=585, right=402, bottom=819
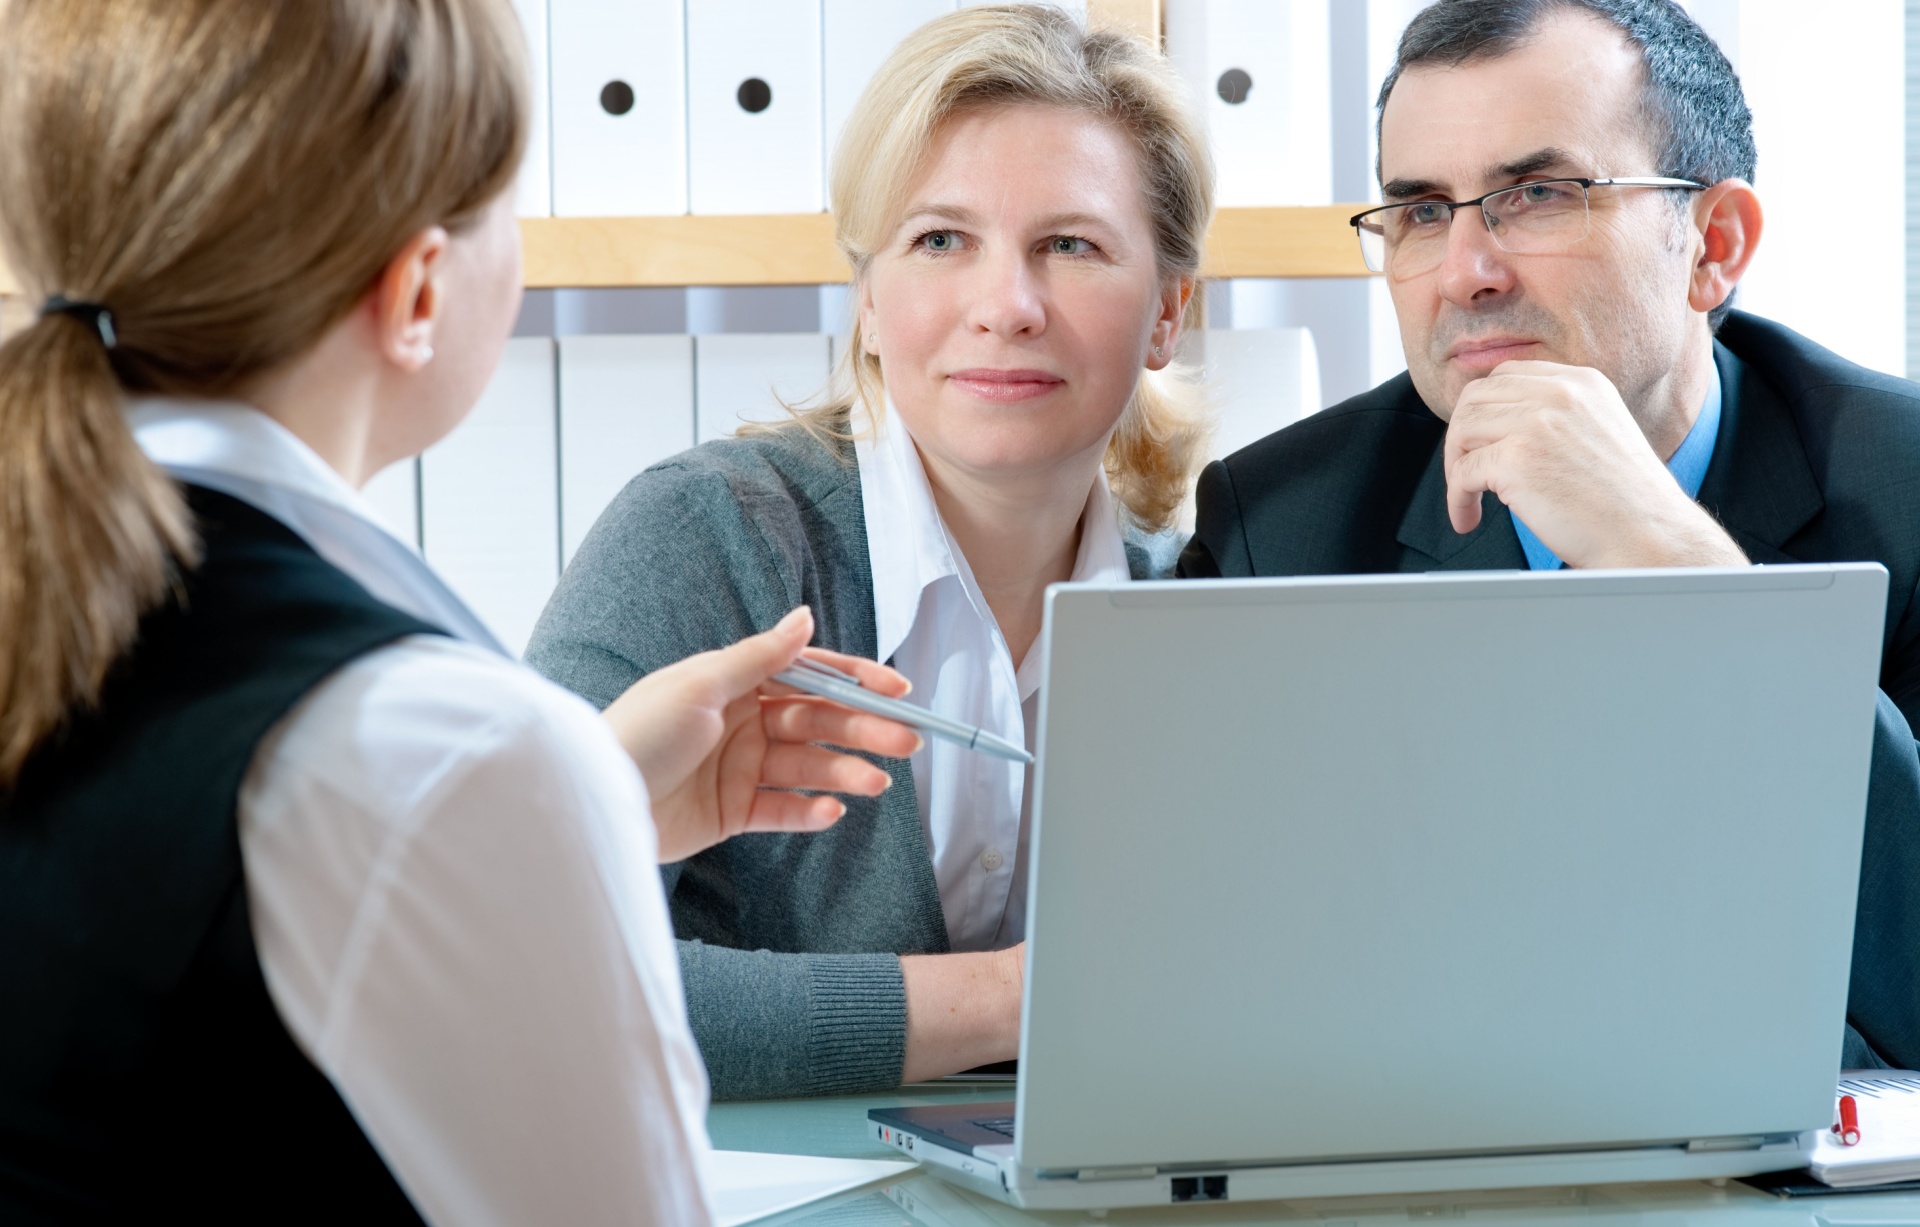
left=856, top=408, right=1131, bottom=953
left=130, top=401, right=713, bottom=1227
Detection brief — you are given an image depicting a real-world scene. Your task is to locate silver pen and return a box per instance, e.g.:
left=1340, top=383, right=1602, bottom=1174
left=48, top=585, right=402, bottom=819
left=773, top=657, right=1034, bottom=765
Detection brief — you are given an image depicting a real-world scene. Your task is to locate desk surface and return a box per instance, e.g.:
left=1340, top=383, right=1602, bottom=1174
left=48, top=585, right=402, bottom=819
left=710, top=1083, right=1920, bottom=1225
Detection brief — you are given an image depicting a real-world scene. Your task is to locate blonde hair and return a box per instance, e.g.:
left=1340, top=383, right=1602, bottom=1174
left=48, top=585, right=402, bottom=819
left=0, top=0, right=527, bottom=787
left=782, top=3, right=1215, bottom=531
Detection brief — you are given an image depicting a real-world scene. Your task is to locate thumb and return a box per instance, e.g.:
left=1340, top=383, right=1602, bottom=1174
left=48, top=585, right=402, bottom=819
left=695, top=606, right=815, bottom=702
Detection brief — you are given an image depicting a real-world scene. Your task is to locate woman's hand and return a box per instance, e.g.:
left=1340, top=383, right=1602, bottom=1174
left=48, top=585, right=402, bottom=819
left=602, top=606, right=921, bottom=863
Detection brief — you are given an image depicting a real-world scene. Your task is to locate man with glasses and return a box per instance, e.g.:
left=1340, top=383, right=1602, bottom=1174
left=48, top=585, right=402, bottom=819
left=1183, top=0, right=1920, bottom=1069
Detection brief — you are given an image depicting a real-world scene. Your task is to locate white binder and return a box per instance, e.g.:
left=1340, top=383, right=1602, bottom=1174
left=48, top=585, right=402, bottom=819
left=558, top=334, right=696, bottom=564
left=509, top=0, right=551, bottom=216
left=1165, top=0, right=1331, bottom=207
left=1190, top=328, right=1321, bottom=459
left=694, top=333, right=831, bottom=443
left=687, top=1, right=824, bottom=215
left=823, top=0, right=955, bottom=164
left=551, top=0, right=688, bottom=217
left=421, top=337, right=560, bottom=656
left=359, top=458, right=421, bottom=551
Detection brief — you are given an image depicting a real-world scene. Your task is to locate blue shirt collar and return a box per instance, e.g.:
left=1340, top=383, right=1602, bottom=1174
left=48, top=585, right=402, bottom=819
left=1513, top=362, right=1722, bottom=570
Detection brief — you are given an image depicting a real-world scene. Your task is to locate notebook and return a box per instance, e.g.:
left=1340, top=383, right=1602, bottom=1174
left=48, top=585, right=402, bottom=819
left=1806, top=1072, right=1920, bottom=1189
left=703, top=1149, right=916, bottom=1225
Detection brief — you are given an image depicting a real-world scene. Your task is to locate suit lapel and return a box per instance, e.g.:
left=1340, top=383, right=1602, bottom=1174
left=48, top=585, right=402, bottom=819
left=1698, top=343, right=1824, bottom=564
left=1394, top=431, right=1529, bottom=571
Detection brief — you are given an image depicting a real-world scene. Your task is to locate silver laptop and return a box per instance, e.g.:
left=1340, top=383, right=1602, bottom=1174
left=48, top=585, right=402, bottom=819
left=870, top=565, right=1887, bottom=1210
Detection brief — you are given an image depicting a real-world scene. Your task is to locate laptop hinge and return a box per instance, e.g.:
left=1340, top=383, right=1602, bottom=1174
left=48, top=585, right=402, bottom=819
left=1686, top=1135, right=1768, bottom=1153
left=1073, top=1165, right=1158, bottom=1182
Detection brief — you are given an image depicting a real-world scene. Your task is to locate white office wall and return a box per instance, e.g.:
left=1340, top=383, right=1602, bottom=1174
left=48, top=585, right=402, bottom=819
left=422, top=337, right=559, bottom=657
left=695, top=333, right=832, bottom=442
left=559, top=335, right=696, bottom=562
left=1694, top=0, right=1907, bottom=376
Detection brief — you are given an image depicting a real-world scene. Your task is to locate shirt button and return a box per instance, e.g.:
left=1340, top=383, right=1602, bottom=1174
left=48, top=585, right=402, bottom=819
left=980, top=848, right=1005, bottom=872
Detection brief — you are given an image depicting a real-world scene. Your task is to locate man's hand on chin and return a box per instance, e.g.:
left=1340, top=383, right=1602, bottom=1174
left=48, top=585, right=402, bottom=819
left=1441, top=359, right=1749, bottom=569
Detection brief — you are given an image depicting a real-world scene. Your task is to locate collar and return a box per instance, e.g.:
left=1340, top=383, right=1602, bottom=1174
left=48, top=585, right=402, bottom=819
left=854, top=402, right=1130, bottom=672
left=128, top=399, right=506, bottom=652
left=1512, top=360, right=1723, bottom=570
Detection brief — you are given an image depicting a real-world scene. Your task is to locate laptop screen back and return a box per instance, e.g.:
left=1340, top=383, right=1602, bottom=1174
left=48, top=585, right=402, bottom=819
left=1015, top=566, right=1884, bottom=1173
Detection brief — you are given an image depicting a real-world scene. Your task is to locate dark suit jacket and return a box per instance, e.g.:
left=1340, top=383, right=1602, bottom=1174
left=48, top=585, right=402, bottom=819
left=1182, top=310, right=1920, bottom=1070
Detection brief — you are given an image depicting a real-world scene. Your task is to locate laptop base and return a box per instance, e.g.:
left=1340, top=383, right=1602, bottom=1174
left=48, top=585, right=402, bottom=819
left=868, top=1107, right=1811, bottom=1211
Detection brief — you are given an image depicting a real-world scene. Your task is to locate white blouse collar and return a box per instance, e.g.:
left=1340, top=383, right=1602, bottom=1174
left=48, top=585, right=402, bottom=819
left=127, top=398, right=507, bottom=653
left=853, top=399, right=1130, bottom=674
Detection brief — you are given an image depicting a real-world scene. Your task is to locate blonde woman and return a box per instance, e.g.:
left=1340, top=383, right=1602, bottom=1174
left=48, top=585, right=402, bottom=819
left=0, top=0, right=915, bottom=1219
left=528, top=5, right=1215, bottom=1100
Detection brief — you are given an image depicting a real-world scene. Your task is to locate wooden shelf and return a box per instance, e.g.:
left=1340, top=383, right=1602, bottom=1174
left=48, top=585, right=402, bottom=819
left=520, top=205, right=1372, bottom=288
left=521, top=213, right=849, bottom=288
left=0, top=205, right=1373, bottom=299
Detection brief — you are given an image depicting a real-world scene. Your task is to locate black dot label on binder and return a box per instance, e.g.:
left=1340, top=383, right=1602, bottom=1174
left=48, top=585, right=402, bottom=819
left=601, top=80, right=636, bottom=116
left=1216, top=68, right=1253, bottom=105
left=737, top=77, right=773, bottom=114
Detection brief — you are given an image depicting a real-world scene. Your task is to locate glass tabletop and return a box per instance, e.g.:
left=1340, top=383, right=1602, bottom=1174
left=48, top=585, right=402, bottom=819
left=708, top=1083, right=1920, bottom=1226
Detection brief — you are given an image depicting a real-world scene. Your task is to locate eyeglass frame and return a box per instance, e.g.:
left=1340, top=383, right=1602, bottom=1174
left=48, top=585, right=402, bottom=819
left=1348, top=177, right=1710, bottom=274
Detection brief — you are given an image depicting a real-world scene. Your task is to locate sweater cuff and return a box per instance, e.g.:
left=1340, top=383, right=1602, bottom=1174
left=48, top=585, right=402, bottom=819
left=803, top=954, right=908, bottom=1095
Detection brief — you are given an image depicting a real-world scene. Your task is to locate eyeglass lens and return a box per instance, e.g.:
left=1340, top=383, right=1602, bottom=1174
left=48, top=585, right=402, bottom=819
left=1357, top=181, right=1594, bottom=275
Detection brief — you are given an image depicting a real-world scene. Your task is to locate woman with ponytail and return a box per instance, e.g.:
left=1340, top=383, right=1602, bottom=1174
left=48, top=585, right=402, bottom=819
left=0, top=1, right=915, bottom=1221
left=526, top=5, right=1215, bottom=1102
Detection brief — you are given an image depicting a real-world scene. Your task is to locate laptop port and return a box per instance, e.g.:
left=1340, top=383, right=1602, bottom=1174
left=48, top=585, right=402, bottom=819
left=1170, top=1177, right=1199, bottom=1202
left=1201, top=1175, right=1228, bottom=1200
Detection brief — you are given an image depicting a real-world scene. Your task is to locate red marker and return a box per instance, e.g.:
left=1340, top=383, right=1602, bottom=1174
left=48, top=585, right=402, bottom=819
left=1834, top=1094, right=1862, bottom=1146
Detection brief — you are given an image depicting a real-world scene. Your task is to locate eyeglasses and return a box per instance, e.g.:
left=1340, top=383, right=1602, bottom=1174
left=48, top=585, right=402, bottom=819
left=1349, top=177, right=1708, bottom=276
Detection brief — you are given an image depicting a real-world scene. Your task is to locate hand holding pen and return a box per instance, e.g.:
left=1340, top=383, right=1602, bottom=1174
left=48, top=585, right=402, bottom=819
left=603, top=607, right=925, bottom=861
left=775, top=657, right=1032, bottom=765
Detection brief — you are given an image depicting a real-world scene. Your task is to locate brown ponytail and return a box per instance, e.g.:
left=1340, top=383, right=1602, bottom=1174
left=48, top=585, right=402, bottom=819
left=0, top=0, right=528, bottom=787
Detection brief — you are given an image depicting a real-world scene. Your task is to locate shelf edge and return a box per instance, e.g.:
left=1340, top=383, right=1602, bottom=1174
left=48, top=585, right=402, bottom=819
left=1, top=205, right=1378, bottom=299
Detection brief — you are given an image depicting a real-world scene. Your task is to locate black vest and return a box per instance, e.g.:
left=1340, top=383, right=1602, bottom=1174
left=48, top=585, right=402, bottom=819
left=1, top=486, right=440, bottom=1224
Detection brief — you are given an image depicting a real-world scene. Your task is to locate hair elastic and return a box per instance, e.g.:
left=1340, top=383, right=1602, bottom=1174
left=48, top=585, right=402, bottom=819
left=40, top=295, right=118, bottom=350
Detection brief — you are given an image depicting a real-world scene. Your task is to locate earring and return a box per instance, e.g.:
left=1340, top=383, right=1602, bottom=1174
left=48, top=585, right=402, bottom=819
left=420, top=346, right=435, bottom=365
left=1153, top=345, right=1164, bottom=358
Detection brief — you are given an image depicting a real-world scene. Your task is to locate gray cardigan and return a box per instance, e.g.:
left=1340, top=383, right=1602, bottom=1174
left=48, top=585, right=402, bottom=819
left=524, top=425, right=1175, bottom=1100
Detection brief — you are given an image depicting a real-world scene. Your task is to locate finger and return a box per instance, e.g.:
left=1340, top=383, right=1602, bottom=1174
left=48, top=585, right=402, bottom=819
left=1446, top=385, right=1541, bottom=452
left=674, top=606, right=817, bottom=708
left=757, top=741, right=894, bottom=796
left=1445, top=441, right=1505, bottom=535
left=799, top=646, right=912, bottom=698
left=740, top=790, right=847, bottom=835
left=763, top=696, right=923, bottom=757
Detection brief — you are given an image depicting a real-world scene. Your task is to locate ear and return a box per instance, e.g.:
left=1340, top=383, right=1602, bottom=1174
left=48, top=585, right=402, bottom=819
left=367, top=225, right=451, bottom=373
left=1689, top=179, right=1762, bottom=318
left=1146, top=275, right=1196, bottom=371
left=856, top=276, right=882, bottom=356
